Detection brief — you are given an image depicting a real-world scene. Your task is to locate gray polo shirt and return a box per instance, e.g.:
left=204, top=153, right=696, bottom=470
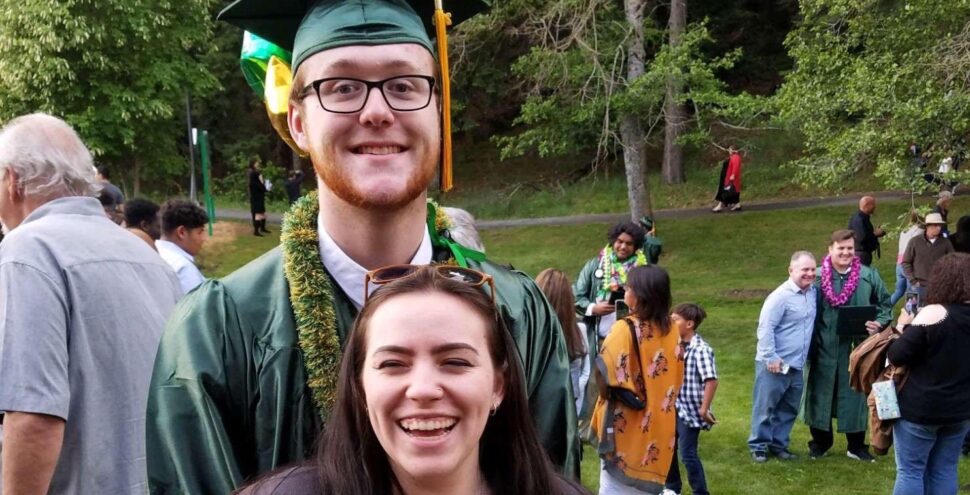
left=0, top=196, right=181, bottom=494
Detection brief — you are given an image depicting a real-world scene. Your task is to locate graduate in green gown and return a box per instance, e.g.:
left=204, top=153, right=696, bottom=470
left=803, top=229, right=892, bottom=461
left=145, top=2, right=578, bottom=493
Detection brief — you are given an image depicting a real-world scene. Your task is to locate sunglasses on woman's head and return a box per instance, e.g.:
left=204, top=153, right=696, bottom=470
left=364, top=264, right=496, bottom=306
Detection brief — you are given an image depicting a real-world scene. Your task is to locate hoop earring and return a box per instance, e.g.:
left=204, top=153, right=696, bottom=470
left=489, top=402, right=499, bottom=416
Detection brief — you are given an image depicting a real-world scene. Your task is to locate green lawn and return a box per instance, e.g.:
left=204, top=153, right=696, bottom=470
left=196, top=196, right=969, bottom=494
left=196, top=223, right=282, bottom=278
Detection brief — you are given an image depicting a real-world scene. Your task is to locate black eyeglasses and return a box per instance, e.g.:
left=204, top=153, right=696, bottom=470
left=364, top=264, right=496, bottom=305
left=299, top=75, right=436, bottom=114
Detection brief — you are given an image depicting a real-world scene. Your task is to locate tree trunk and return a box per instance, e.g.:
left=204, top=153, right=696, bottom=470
left=661, top=0, right=687, bottom=185
left=620, top=116, right=650, bottom=219
left=622, top=0, right=652, bottom=219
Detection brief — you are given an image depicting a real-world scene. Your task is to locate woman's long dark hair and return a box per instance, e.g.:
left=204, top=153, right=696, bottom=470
left=925, top=253, right=970, bottom=305
left=625, top=265, right=672, bottom=336
left=314, top=265, right=568, bottom=494
left=535, top=268, right=586, bottom=360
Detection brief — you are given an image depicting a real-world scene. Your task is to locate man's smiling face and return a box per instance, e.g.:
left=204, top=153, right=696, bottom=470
left=289, top=43, right=440, bottom=211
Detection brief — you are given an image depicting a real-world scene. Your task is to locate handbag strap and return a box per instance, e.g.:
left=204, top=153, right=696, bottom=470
left=623, top=317, right=647, bottom=398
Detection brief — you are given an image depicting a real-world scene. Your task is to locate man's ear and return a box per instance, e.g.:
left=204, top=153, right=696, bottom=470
left=175, top=225, right=188, bottom=241
left=3, top=169, right=22, bottom=201
left=288, top=103, right=311, bottom=154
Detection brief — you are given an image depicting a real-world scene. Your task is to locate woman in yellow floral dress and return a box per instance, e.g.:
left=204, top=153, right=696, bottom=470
left=592, top=265, right=684, bottom=494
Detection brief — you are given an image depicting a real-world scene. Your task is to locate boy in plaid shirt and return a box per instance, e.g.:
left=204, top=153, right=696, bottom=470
left=665, top=303, right=718, bottom=495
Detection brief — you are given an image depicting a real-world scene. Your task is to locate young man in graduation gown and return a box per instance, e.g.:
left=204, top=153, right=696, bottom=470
left=803, top=229, right=892, bottom=462
left=145, top=1, right=579, bottom=493
left=572, top=220, right=648, bottom=350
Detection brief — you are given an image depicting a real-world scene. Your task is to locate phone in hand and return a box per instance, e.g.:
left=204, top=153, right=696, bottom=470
left=904, top=293, right=921, bottom=315
left=615, top=300, right=630, bottom=320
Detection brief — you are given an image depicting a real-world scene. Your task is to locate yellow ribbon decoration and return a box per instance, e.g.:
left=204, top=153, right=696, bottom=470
left=264, top=56, right=307, bottom=157
left=434, top=2, right=454, bottom=192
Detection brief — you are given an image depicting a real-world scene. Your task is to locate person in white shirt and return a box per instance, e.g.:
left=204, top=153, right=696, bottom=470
left=156, top=199, right=208, bottom=294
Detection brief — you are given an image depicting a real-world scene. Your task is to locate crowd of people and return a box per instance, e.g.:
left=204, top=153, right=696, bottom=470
left=0, top=1, right=968, bottom=494
left=570, top=202, right=968, bottom=494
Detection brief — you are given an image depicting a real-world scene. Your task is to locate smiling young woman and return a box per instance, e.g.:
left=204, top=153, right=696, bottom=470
left=237, top=265, right=588, bottom=495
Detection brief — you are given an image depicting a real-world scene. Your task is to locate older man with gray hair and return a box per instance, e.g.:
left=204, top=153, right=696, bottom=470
left=0, top=113, right=182, bottom=494
left=748, top=250, right=818, bottom=462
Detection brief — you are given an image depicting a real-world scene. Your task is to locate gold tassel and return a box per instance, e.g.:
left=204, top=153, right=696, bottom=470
left=434, top=1, right=454, bottom=192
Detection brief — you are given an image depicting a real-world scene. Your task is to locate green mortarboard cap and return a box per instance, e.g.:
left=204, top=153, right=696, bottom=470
left=219, top=0, right=487, bottom=70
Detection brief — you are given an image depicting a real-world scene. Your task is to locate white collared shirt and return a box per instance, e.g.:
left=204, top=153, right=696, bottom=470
left=317, top=213, right=433, bottom=309
left=155, top=239, right=206, bottom=295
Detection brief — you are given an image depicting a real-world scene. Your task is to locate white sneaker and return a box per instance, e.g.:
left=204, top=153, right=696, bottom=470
left=660, top=489, right=680, bottom=495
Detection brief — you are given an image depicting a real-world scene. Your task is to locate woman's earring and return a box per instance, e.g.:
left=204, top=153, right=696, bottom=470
left=490, top=402, right=500, bottom=416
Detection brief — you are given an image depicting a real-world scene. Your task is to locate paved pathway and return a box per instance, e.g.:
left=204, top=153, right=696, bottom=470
left=215, top=190, right=920, bottom=230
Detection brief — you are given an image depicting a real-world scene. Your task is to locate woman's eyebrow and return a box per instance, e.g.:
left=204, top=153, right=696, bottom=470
left=371, top=342, right=479, bottom=356
left=431, top=343, right=479, bottom=355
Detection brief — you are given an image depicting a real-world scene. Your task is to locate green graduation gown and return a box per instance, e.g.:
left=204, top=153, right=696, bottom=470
left=146, top=244, right=578, bottom=494
left=803, top=264, right=891, bottom=433
left=572, top=257, right=604, bottom=353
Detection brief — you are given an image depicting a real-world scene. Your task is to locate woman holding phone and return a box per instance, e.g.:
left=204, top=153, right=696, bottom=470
left=591, top=265, right=684, bottom=494
left=238, top=265, right=588, bottom=495
left=888, top=253, right=970, bottom=495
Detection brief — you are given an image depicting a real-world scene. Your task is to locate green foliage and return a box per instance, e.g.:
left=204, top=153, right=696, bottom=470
left=192, top=20, right=296, bottom=198
left=489, top=1, right=767, bottom=166
left=777, top=0, right=970, bottom=191
left=0, top=0, right=219, bottom=188
left=214, top=155, right=290, bottom=206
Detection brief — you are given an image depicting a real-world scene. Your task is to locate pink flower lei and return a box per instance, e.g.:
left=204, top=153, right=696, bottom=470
left=820, top=254, right=861, bottom=307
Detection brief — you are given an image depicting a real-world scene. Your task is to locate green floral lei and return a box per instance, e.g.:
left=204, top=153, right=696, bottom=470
left=280, top=191, right=483, bottom=416
left=596, top=245, right=648, bottom=300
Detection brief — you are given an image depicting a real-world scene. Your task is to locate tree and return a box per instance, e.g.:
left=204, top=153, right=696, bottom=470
left=661, top=0, right=687, bottom=185
left=621, top=0, right=651, bottom=218
left=470, top=0, right=762, bottom=218
left=0, top=0, right=219, bottom=194
left=777, top=0, right=970, bottom=191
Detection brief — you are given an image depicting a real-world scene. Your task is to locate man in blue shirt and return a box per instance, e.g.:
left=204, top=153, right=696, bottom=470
left=748, top=251, right=818, bottom=462
left=0, top=113, right=182, bottom=494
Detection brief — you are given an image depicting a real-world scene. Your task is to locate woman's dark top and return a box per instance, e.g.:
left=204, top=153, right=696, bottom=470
left=953, top=233, right=970, bottom=253
left=237, top=465, right=592, bottom=495
left=248, top=169, right=266, bottom=214
left=888, top=304, right=970, bottom=425
left=952, top=215, right=970, bottom=253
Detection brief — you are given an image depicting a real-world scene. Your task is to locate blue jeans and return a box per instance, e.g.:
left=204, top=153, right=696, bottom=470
left=665, top=416, right=709, bottom=495
left=748, top=362, right=803, bottom=453
left=893, top=418, right=970, bottom=495
left=890, top=263, right=909, bottom=307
